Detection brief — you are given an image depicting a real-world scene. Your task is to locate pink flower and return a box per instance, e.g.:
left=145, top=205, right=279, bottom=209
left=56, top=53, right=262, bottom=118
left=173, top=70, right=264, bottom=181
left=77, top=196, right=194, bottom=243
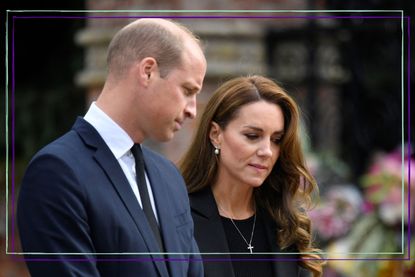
left=309, top=185, right=362, bottom=240
left=362, top=144, right=414, bottom=225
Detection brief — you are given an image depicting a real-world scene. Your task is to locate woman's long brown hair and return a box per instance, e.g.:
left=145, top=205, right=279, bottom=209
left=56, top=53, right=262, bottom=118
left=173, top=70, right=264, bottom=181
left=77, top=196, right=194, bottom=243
left=179, top=76, right=324, bottom=276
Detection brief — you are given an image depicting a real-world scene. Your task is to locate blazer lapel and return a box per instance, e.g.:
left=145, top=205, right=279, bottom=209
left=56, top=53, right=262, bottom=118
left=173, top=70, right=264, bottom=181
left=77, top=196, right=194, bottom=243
left=190, top=187, right=235, bottom=277
left=73, top=118, right=169, bottom=277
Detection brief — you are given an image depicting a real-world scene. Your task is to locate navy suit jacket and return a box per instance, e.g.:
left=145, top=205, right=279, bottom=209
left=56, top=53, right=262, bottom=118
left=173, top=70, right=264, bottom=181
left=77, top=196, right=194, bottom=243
left=17, top=118, right=203, bottom=277
left=189, top=187, right=310, bottom=277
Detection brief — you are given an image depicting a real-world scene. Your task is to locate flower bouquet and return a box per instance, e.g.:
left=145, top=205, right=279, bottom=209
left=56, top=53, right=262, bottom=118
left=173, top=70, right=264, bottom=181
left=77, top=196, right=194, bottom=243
left=326, top=145, right=414, bottom=277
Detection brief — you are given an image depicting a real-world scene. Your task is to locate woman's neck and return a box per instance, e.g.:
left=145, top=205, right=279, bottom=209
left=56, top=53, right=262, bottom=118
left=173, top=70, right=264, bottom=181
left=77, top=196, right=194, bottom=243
left=212, top=180, right=255, bottom=220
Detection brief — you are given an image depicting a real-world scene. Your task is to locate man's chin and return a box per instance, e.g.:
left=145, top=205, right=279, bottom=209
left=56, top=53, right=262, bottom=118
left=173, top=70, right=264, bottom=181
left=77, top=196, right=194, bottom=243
left=153, top=131, right=175, bottom=142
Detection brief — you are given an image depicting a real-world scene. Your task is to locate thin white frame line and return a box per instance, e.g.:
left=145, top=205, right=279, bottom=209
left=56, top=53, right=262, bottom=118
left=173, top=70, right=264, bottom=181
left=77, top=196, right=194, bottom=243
left=4, top=10, right=408, bottom=258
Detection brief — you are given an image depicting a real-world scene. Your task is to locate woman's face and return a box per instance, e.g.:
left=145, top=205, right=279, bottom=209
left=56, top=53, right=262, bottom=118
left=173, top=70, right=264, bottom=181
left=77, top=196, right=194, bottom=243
left=210, top=100, right=285, bottom=189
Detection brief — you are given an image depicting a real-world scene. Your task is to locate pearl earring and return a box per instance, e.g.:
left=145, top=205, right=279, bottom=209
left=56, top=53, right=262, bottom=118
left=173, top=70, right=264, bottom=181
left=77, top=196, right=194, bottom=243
left=214, top=147, right=220, bottom=155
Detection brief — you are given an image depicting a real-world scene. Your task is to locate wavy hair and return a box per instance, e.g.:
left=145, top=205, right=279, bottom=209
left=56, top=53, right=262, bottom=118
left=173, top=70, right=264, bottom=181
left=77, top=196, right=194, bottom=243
left=179, top=75, right=324, bottom=276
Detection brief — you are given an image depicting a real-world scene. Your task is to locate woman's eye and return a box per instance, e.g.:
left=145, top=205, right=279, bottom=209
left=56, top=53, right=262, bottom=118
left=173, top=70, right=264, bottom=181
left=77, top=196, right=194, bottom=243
left=272, top=137, right=282, bottom=144
left=245, top=134, right=259, bottom=140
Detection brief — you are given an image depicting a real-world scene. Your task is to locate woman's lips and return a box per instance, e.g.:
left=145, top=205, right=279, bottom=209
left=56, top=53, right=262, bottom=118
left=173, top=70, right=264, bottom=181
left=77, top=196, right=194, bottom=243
left=249, top=164, right=268, bottom=170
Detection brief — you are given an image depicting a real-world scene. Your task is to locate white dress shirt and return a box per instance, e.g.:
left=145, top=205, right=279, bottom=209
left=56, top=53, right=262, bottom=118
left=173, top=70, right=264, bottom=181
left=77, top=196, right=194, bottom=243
left=84, top=102, right=159, bottom=222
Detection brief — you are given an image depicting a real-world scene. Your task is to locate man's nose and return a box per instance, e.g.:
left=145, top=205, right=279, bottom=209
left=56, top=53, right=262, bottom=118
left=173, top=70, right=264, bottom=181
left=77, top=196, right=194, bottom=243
left=184, top=96, right=197, bottom=119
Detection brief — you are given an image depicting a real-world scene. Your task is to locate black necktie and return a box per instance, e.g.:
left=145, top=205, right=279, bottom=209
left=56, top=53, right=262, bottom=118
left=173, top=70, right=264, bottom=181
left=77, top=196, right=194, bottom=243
left=131, top=144, right=164, bottom=252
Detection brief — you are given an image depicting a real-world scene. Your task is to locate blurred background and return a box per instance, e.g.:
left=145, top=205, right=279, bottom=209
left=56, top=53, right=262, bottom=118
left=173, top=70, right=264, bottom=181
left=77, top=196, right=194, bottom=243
left=1, top=0, right=414, bottom=276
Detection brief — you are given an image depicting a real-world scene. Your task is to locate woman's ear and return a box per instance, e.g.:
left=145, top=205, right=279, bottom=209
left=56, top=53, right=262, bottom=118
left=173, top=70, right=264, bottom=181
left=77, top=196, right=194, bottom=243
left=209, top=121, right=222, bottom=147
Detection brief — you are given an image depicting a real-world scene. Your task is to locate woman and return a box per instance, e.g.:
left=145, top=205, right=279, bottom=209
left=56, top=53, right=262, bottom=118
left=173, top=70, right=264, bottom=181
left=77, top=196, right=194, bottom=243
left=180, top=76, right=323, bottom=276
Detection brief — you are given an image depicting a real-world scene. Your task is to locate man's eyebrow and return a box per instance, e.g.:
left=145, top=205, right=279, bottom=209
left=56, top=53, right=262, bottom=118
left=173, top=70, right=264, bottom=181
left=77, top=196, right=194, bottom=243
left=184, top=80, right=202, bottom=89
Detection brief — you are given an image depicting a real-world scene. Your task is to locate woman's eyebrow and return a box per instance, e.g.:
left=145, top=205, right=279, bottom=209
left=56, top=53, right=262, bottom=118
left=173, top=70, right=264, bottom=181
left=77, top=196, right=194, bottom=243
left=243, top=125, right=284, bottom=134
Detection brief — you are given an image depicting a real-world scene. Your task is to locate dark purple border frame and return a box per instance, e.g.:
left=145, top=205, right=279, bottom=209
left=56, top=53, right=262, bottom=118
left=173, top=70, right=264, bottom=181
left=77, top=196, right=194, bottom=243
left=8, top=13, right=411, bottom=263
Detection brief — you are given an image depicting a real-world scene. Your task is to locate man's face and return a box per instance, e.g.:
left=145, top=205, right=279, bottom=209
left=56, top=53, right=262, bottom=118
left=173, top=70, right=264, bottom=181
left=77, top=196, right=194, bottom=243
left=142, top=49, right=207, bottom=142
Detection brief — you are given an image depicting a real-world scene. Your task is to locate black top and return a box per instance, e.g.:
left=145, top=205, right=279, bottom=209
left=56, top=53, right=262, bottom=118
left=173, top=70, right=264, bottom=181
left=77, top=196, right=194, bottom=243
left=190, top=186, right=303, bottom=277
left=220, top=213, right=275, bottom=277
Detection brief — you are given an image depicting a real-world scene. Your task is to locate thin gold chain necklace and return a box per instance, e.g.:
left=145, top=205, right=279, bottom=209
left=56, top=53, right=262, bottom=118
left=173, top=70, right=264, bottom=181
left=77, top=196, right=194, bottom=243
left=218, top=205, right=257, bottom=254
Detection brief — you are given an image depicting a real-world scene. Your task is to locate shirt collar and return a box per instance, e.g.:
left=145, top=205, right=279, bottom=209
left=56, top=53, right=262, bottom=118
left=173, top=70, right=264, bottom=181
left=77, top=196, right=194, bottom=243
left=84, top=102, right=133, bottom=159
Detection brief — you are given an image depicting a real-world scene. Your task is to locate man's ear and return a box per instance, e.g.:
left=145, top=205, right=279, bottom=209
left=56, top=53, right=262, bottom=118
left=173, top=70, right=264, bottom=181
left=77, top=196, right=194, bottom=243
left=209, top=121, right=222, bottom=148
left=136, top=57, right=158, bottom=86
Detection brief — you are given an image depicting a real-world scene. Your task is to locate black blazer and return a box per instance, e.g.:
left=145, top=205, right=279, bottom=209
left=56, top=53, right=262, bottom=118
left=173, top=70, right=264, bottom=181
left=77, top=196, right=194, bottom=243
left=190, top=187, right=309, bottom=277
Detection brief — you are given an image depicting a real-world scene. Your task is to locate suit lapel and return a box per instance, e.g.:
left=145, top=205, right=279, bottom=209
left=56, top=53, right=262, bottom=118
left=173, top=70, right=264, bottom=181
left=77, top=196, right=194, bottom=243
left=142, top=152, right=176, bottom=247
left=142, top=151, right=181, bottom=275
left=73, top=118, right=169, bottom=277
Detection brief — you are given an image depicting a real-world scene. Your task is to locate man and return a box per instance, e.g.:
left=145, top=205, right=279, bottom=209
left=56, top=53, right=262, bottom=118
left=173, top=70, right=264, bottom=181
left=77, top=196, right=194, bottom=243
left=17, top=18, right=207, bottom=277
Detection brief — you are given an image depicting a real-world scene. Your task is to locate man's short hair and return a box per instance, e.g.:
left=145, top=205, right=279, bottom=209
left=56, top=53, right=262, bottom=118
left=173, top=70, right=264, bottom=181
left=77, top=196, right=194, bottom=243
left=107, top=19, right=200, bottom=79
